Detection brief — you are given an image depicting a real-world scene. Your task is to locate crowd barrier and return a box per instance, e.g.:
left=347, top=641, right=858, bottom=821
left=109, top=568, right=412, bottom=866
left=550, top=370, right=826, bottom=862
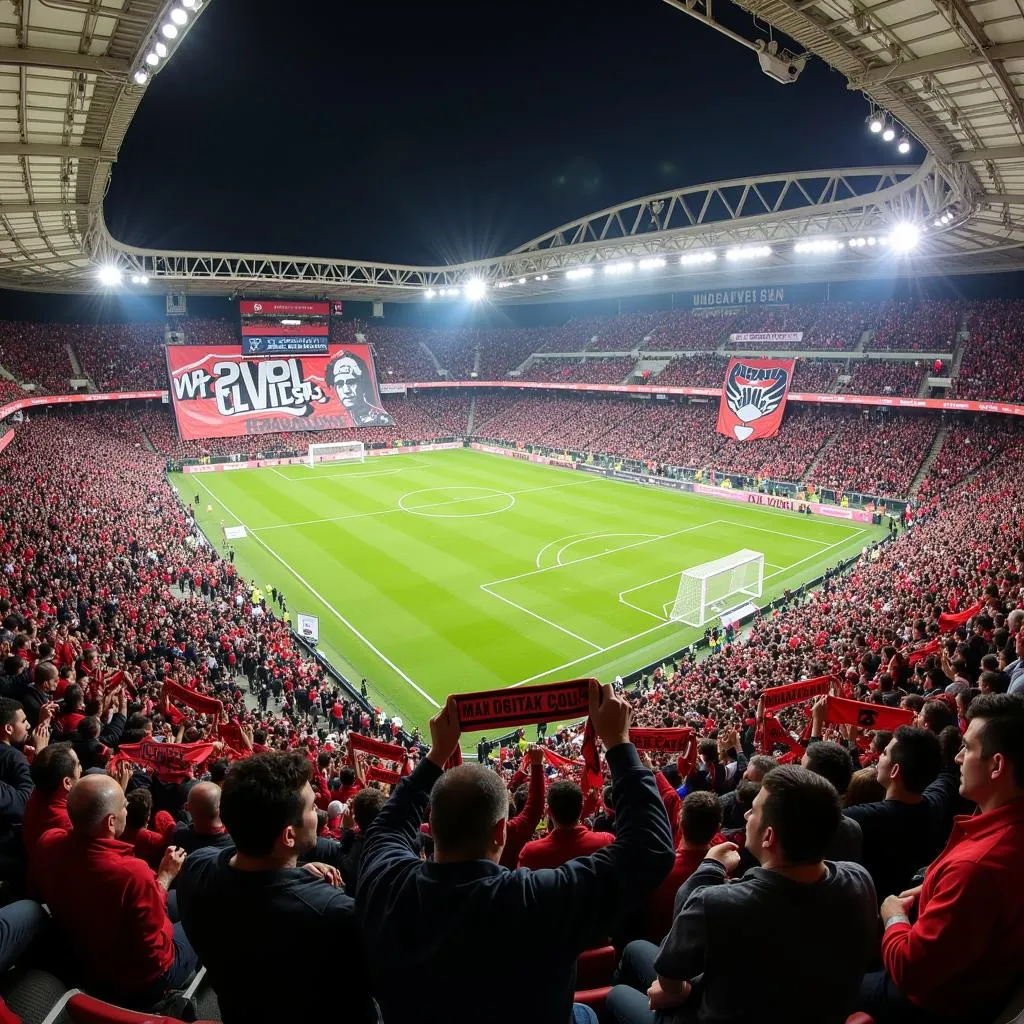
left=178, top=440, right=462, bottom=473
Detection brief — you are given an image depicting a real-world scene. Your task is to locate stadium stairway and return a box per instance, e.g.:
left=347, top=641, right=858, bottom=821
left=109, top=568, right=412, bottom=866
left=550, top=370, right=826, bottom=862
left=854, top=329, right=873, bottom=352
left=64, top=345, right=95, bottom=391
left=909, top=423, right=950, bottom=499
left=0, top=364, right=24, bottom=390
left=466, top=395, right=477, bottom=434
left=419, top=341, right=446, bottom=378
left=798, top=434, right=836, bottom=486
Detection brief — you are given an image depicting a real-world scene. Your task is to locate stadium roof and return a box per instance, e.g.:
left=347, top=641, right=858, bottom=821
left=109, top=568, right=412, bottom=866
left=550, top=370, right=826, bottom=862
left=0, top=0, right=1021, bottom=301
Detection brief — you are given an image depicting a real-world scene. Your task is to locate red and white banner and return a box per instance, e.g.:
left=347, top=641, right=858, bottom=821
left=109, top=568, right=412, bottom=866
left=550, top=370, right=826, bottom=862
left=729, top=332, right=803, bottom=345
left=716, top=357, right=795, bottom=442
left=165, top=344, right=391, bottom=441
left=239, top=300, right=330, bottom=316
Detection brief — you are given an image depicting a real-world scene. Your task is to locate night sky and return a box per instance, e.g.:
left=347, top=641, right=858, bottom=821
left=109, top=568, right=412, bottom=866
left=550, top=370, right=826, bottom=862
left=103, top=0, right=918, bottom=267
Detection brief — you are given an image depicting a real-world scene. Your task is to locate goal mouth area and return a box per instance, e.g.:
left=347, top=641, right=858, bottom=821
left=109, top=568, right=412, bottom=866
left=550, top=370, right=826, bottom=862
left=668, top=548, right=764, bottom=628
left=306, top=442, right=365, bottom=467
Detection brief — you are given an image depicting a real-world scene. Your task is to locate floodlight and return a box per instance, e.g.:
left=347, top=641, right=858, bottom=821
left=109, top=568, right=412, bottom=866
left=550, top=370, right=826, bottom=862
left=133, top=70, right=149, bottom=85
left=604, top=262, right=634, bottom=276
left=161, top=22, right=178, bottom=38
left=424, top=289, right=435, bottom=299
left=97, top=265, right=122, bottom=287
left=566, top=267, right=594, bottom=280
left=889, top=222, right=920, bottom=253
left=868, top=114, right=883, bottom=133
left=680, top=251, right=716, bottom=265
left=145, top=52, right=159, bottom=66
left=882, top=125, right=896, bottom=142
left=897, top=136, right=911, bottom=154
left=464, top=278, right=487, bottom=301
left=518, top=277, right=526, bottom=284
left=155, top=41, right=168, bottom=57
left=638, top=257, right=666, bottom=270
left=170, top=7, right=188, bottom=25
left=447, top=287, right=460, bottom=297
left=139, top=275, right=149, bottom=285
left=182, top=0, right=198, bottom=7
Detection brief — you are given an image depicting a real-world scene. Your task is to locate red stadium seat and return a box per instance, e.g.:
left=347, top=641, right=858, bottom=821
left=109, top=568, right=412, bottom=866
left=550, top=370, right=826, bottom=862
left=846, top=1014, right=875, bottom=1024
left=576, top=946, right=616, bottom=990
left=574, top=986, right=611, bottom=1018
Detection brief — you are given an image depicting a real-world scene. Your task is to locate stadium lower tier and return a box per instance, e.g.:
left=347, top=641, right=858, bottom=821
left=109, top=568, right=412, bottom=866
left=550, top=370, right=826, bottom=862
left=1, top=400, right=1023, bottom=1024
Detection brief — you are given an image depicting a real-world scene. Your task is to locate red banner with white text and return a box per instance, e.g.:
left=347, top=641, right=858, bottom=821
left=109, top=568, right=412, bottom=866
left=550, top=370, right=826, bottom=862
left=239, top=300, right=330, bottom=316
left=165, top=344, right=392, bottom=440
left=716, top=357, right=795, bottom=442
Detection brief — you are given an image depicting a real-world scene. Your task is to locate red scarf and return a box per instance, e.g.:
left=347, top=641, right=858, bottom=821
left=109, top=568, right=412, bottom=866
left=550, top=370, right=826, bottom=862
left=110, top=739, right=218, bottom=782
left=163, top=679, right=223, bottom=721
left=824, top=696, right=914, bottom=732
left=938, top=599, right=983, bottom=633
left=450, top=679, right=602, bottom=790
left=760, top=675, right=832, bottom=712
left=755, top=713, right=806, bottom=759
left=907, top=638, right=941, bottom=666
left=365, top=765, right=400, bottom=786
left=629, top=727, right=697, bottom=778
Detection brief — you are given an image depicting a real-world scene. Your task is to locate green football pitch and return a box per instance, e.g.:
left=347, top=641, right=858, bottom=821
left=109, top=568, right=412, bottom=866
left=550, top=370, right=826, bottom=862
left=173, top=448, right=885, bottom=736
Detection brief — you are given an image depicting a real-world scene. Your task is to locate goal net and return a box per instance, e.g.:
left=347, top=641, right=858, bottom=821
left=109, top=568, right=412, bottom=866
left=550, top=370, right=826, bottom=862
left=669, top=549, right=764, bottom=628
left=306, top=441, right=365, bottom=467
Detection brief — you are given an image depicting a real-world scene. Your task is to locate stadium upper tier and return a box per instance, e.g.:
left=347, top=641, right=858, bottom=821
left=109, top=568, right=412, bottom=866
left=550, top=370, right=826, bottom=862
left=0, top=297, right=1018, bottom=399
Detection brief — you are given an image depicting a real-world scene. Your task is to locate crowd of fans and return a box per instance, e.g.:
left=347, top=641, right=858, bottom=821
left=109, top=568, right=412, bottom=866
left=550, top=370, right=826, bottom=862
left=838, top=360, right=926, bottom=398
left=869, top=300, right=961, bottom=352
left=520, top=357, right=635, bottom=384
left=650, top=354, right=726, bottom=388
left=0, top=394, right=1020, bottom=1023
left=953, top=299, right=1024, bottom=401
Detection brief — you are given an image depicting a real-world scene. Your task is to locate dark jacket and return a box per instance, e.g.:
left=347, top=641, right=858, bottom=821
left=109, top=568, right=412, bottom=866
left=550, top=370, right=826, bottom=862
left=177, top=846, right=376, bottom=1024
left=0, top=743, right=33, bottom=847
left=168, top=824, right=233, bottom=855
left=656, top=859, right=877, bottom=1023
left=844, top=765, right=960, bottom=903
left=356, top=744, right=675, bottom=1024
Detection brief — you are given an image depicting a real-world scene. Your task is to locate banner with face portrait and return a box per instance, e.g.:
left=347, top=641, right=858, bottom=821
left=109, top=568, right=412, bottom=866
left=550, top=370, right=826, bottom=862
left=165, top=344, right=392, bottom=440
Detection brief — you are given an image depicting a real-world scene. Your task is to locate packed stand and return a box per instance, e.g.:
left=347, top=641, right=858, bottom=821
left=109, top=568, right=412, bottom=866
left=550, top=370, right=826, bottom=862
left=639, top=310, right=738, bottom=351
left=869, top=299, right=961, bottom=352
left=791, top=359, right=839, bottom=393
left=519, top=357, right=635, bottom=384
left=0, top=402, right=1020, bottom=1024
left=74, top=323, right=168, bottom=392
left=0, top=323, right=75, bottom=393
left=953, top=299, right=1024, bottom=401
left=807, top=411, right=938, bottom=498
left=839, top=359, right=926, bottom=397
left=650, top=355, right=728, bottom=388
left=915, top=419, right=1024, bottom=502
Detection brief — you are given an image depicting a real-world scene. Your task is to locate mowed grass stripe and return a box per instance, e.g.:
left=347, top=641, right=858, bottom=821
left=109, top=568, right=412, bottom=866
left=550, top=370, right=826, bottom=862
left=175, top=448, right=885, bottom=732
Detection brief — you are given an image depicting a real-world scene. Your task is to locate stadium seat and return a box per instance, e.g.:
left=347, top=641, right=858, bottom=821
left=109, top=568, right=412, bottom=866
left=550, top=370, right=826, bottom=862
left=0, top=969, right=70, bottom=1024
left=846, top=1015, right=875, bottom=1024
left=576, top=946, right=616, bottom=990
left=42, top=992, right=219, bottom=1024
left=573, top=986, right=611, bottom=1018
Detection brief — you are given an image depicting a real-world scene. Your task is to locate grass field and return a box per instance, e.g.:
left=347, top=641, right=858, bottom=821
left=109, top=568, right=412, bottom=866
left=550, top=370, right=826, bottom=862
left=174, top=448, right=886, bottom=735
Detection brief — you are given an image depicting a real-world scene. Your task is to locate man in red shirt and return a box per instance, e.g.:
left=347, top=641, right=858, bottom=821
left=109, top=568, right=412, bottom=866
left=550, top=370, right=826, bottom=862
left=643, top=791, right=722, bottom=943
left=499, top=745, right=546, bottom=869
left=519, top=778, right=614, bottom=869
left=36, top=773, right=196, bottom=1008
left=859, top=693, right=1024, bottom=1022
left=22, top=742, right=78, bottom=864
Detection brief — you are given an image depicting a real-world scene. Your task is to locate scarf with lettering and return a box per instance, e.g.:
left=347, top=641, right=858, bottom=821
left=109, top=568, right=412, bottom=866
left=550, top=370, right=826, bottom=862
left=629, top=727, right=697, bottom=778
left=824, top=696, right=914, bottom=732
left=755, top=713, right=806, bottom=761
left=759, top=675, right=832, bottom=713
left=109, top=739, right=219, bottom=782
left=448, top=679, right=602, bottom=790
left=365, top=765, right=401, bottom=787
left=938, top=600, right=983, bottom=633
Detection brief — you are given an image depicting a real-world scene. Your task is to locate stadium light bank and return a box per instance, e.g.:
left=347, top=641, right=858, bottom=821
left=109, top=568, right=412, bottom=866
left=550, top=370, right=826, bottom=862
left=133, top=1, right=203, bottom=88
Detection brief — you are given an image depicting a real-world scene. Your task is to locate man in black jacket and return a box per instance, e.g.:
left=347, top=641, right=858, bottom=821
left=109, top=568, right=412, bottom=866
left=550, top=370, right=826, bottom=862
left=176, top=751, right=376, bottom=1024
left=356, top=682, right=675, bottom=1024
left=0, top=698, right=40, bottom=867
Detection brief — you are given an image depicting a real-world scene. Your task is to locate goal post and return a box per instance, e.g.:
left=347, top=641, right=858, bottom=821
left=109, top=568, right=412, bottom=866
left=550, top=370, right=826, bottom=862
left=669, top=549, right=764, bottom=628
left=306, top=441, right=365, bottom=468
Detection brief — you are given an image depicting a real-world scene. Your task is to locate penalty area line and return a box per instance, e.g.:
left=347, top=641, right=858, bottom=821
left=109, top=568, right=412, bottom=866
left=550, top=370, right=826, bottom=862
left=193, top=478, right=441, bottom=709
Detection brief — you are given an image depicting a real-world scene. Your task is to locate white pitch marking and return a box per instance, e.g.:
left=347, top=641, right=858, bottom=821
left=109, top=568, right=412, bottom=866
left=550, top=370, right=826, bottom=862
left=479, top=583, right=603, bottom=651
left=253, top=477, right=597, bottom=531
left=193, top=478, right=441, bottom=709
left=554, top=532, right=658, bottom=567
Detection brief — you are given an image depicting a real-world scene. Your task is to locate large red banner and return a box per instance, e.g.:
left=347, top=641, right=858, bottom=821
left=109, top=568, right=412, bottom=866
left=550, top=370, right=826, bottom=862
left=239, top=300, right=330, bottom=316
left=715, top=357, right=795, bottom=442
left=165, top=344, right=392, bottom=441
left=240, top=324, right=329, bottom=337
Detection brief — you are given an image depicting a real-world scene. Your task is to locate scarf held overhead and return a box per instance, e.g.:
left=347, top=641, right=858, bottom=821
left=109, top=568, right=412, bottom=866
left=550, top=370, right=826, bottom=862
left=163, top=679, right=224, bottom=719
left=451, top=679, right=602, bottom=789
left=824, top=696, right=915, bottom=732
left=347, top=732, right=408, bottom=764
left=110, top=739, right=219, bottom=782
left=760, top=675, right=832, bottom=712
left=629, top=727, right=697, bottom=778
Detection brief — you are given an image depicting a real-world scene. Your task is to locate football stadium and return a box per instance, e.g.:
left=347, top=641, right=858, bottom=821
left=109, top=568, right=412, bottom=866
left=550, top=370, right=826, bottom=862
left=0, top=0, right=1021, bottom=1022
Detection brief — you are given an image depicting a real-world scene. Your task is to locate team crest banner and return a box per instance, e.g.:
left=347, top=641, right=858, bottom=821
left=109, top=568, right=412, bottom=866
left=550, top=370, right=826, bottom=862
left=716, top=357, right=795, bottom=442
left=165, top=344, right=392, bottom=441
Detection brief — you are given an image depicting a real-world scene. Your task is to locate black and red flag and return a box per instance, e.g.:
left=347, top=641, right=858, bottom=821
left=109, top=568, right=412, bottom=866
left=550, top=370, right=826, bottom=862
left=716, top=357, right=795, bottom=442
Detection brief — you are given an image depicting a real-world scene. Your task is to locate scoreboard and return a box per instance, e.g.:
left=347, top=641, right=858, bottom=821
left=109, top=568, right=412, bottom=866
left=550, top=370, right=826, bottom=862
left=239, top=299, right=337, bottom=356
